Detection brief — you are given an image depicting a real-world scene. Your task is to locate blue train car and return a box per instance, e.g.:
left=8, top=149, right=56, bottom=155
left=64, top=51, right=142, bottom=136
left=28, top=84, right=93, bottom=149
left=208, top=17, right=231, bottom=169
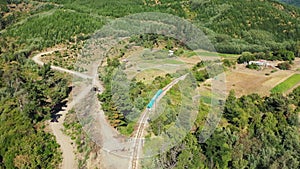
left=147, top=100, right=155, bottom=109
left=147, top=89, right=163, bottom=109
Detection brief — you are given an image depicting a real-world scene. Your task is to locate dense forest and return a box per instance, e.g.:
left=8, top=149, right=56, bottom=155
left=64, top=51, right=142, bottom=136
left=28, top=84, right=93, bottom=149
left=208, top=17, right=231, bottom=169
left=189, top=0, right=300, bottom=53
left=0, top=60, right=70, bottom=168
left=43, top=0, right=300, bottom=54
left=151, top=88, right=300, bottom=169
left=0, top=1, right=80, bottom=168
left=7, top=0, right=295, bottom=55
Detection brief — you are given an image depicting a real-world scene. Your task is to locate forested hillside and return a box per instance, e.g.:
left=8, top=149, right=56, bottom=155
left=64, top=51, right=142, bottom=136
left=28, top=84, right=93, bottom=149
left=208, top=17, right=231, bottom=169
left=0, top=0, right=299, bottom=168
left=44, top=0, right=300, bottom=54
left=5, top=9, right=104, bottom=51
left=0, top=60, right=69, bottom=168
left=2, top=0, right=299, bottom=55
left=189, top=0, right=300, bottom=53
left=0, top=1, right=98, bottom=168
left=153, top=88, right=300, bottom=169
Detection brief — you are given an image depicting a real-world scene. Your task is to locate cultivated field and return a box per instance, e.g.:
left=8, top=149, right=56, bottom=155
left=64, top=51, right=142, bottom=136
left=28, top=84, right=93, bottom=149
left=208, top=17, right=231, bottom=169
left=271, top=74, right=300, bottom=93
left=225, top=58, right=300, bottom=97
left=124, top=47, right=300, bottom=98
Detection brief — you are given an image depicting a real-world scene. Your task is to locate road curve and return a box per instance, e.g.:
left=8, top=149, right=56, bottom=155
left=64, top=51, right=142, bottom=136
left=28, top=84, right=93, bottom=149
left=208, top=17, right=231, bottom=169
left=33, top=49, right=129, bottom=169
left=33, top=49, right=190, bottom=169
left=32, top=49, right=81, bottom=169
left=32, top=50, right=93, bottom=79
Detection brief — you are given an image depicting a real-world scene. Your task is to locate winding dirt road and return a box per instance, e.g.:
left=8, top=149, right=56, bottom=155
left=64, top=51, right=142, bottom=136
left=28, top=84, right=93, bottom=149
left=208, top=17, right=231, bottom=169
left=50, top=103, right=77, bottom=169
left=32, top=49, right=191, bottom=169
left=32, top=49, right=93, bottom=79
left=32, top=49, right=92, bottom=169
left=32, top=49, right=121, bottom=169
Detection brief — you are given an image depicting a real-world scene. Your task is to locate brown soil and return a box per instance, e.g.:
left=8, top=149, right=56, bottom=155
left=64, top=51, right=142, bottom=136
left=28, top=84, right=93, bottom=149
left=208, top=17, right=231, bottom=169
left=225, top=60, right=299, bottom=97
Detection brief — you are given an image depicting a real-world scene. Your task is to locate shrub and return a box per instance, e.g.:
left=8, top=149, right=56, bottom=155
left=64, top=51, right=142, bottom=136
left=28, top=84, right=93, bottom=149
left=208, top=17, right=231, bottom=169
left=277, top=62, right=291, bottom=70
left=246, top=63, right=260, bottom=70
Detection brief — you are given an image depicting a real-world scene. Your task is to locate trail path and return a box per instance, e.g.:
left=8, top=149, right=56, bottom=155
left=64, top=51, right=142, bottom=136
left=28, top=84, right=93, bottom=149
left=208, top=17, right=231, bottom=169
left=33, top=48, right=122, bottom=169
left=32, top=49, right=90, bottom=169
left=50, top=102, right=77, bottom=169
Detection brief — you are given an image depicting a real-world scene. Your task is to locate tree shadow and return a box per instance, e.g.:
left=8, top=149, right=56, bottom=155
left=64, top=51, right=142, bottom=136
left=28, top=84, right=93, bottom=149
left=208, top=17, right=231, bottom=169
left=50, top=86, right=73, bottom=122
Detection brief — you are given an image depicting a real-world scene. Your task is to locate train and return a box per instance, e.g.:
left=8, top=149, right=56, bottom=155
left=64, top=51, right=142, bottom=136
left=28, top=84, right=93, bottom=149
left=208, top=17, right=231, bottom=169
left=147, top=89, right=163, bottom=109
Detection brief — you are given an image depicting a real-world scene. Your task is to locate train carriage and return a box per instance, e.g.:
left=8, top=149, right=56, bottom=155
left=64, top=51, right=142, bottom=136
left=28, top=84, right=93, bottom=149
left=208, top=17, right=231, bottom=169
left=147, top=89, right=163, bottom=109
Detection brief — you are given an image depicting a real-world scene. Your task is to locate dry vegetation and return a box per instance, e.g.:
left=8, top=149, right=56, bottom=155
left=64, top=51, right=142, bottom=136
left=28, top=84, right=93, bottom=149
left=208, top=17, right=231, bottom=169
left=63, top=109, right=102, bottom=169
left=40, top=42, right=86, bottom=71
left=229, top=59, right=300, bottom=97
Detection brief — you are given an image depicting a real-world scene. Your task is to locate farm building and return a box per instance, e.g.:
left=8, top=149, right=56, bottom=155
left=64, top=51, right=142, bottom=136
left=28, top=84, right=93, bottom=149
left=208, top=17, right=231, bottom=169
left=249, top=60, right=274, bottom=68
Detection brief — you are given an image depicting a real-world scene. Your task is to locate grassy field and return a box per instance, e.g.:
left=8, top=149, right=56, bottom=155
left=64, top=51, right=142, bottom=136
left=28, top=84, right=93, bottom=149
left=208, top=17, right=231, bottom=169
left=271, top=74, right=300, bottom=93
left=133, top=68, right=167, bottom=83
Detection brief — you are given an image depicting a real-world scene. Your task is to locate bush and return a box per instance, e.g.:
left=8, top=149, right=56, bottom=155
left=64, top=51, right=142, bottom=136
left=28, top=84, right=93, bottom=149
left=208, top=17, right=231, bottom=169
left=277, top=62, right=291, bottom=70
left=237, top=52, right=255, bottom=64
left=223, top=59, right=235, bottom=67
left=246, top=63, right=260, bottom=70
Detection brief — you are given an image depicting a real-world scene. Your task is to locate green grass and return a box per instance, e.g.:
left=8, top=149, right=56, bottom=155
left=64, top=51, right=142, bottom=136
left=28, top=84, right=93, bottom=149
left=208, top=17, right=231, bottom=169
left=198, top=52, right=219, bottom=57
left=184, top=51, right=197, bottom=57
left=184, top=50, right=231, bottom=58
left=197, top=51, right=239, bottom=58
left=218, top=53, right=240, bottom=58
left=271, top=74, right=300, bottom=93
left=200, top=95, right=223, bottom=105
left=201, top=96, right=212, bottom=104
left=118, top=122, right=135, bottom=136
left=165, top=58, right=184, bottom=64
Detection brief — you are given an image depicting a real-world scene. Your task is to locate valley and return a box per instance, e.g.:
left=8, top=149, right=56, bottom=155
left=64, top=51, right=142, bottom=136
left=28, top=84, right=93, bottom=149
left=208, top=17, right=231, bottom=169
left=0, top=0, right=299, bottom=169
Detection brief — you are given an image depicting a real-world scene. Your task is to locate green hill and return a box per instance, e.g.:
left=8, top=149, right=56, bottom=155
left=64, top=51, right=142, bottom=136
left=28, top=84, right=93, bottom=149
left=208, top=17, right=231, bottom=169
left=1, top=0, right=299, bottom=54
left=0, top=0, right=300, bottom=168
left=31, top=0, right=300, bottom=54
left=189, top=0, right=300, bottom=53
left=153, top=89, right=300, bottom=169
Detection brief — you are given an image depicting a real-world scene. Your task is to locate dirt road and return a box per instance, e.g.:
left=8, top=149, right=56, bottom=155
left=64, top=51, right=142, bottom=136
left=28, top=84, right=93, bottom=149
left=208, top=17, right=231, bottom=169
left=32, top=49, right=87, bottom=169
left=32, top=49, right=124, bottom=169
left=32, top=50, right=93, bottom=79
left=50, top=102, right=77, bottom=169
left=32, top=49, right=192, bottom=169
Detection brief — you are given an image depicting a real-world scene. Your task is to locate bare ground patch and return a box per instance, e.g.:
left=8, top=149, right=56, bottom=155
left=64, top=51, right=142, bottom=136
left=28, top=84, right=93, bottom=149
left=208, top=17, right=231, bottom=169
left=225, top=63, right=298, bottom=97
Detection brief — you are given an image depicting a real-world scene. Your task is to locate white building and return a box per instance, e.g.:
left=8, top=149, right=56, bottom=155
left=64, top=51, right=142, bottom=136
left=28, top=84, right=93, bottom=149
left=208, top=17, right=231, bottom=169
left=249, top=60, right=273, bottom=67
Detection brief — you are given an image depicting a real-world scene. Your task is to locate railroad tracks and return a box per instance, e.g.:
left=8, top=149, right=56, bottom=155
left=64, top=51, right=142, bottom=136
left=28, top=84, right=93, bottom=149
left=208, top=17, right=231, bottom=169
left=130, top=109, right=149, bottom=169
left=129, top=74, right=188, bottom=169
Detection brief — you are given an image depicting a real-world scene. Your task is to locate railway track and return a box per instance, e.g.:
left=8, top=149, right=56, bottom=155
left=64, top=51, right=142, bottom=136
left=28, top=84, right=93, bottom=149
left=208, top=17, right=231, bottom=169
left=130, top=110, right=148, bottom=169
left=129, top=74, right=188, bottom=169
left=130, top=108, right=149, bottom=169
